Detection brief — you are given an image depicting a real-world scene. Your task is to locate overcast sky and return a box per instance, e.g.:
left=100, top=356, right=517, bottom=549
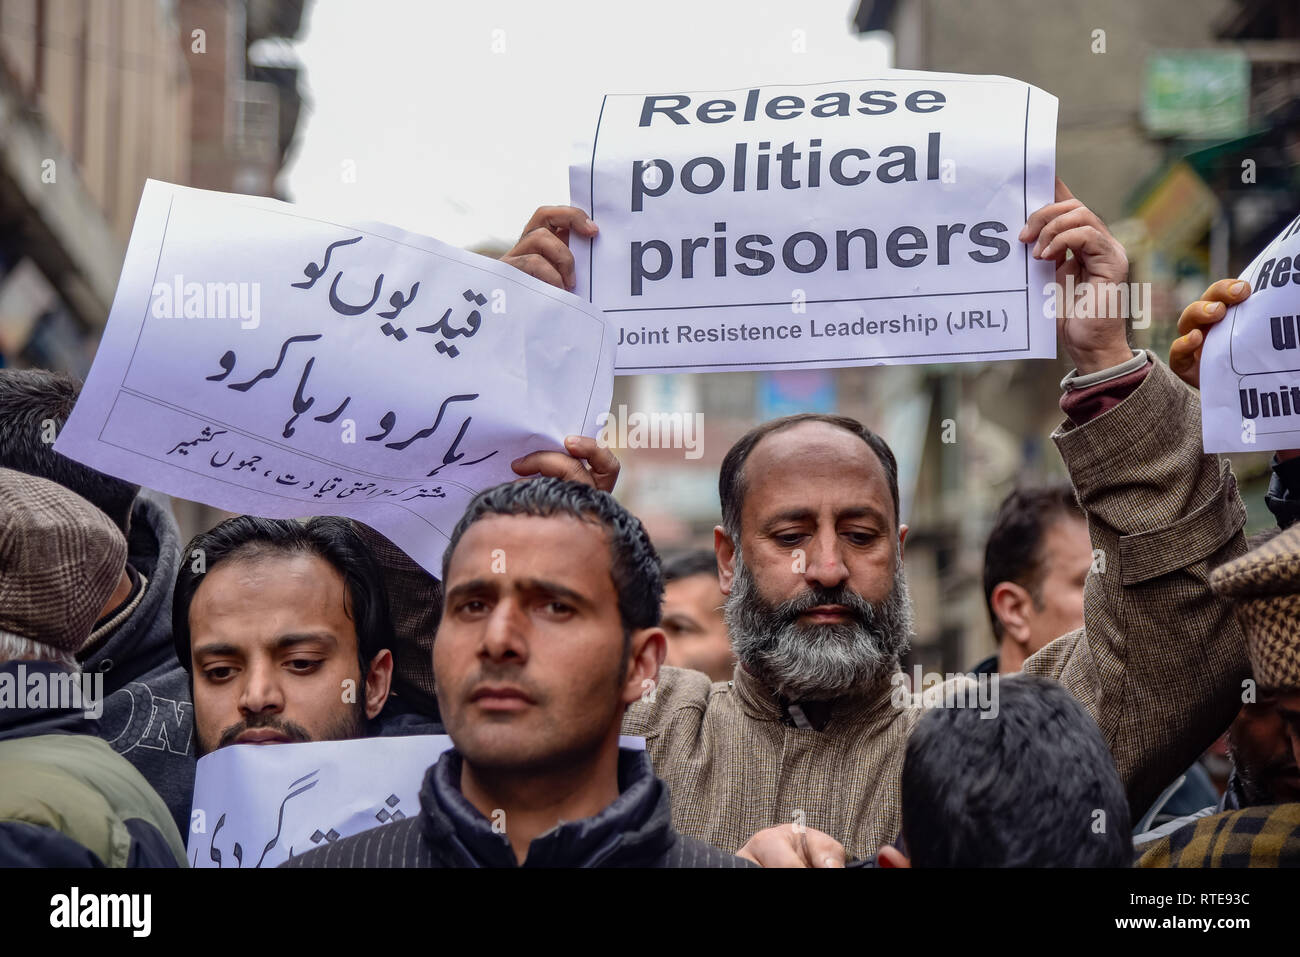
left=283, top=0, right=891, bottom=250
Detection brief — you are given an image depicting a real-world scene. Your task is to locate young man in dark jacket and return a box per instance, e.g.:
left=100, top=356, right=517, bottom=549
left=0, top=370, right=196, bottom=836
left=283, top=477, right=749, bottom=868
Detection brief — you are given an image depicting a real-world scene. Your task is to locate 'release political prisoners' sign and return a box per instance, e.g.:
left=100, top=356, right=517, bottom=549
left=570, top=72, right=1059, bottom=374
left=55, top=180, right=616, bottom=577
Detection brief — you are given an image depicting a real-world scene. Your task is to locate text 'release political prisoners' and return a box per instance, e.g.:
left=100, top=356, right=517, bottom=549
left=569, top=73, right=1059, bottom=375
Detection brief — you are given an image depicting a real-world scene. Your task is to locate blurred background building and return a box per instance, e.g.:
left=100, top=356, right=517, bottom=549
left=614, top=0, right=1300, bottom=675
left=2, top=1, right=1296, bottom=675
left=0, top=0, right=308, bottom=535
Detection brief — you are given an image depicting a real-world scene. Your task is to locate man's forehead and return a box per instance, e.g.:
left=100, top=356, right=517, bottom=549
left=742, top=422, right=892, bottom=513
left=190, top=552, right=355, bottom=643
left=449, top=512, right=612, bottom=589
left=1042, top=513, right=1092, bottom=560
left=194, top=551, right=344, bottom=607
left=665, top=573, right=722, bottom=602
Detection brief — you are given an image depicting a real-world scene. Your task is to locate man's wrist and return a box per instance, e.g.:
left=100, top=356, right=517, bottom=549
left=1069, top=345, right=1140, bottom=377
left=1061, top=348, right=1148, bottom=393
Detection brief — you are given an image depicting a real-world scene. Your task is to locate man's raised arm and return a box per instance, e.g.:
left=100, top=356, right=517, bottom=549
left=1018, top=181, right=1249, bottom=816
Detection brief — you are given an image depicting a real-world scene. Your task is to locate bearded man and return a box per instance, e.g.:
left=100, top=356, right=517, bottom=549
left=621, top=184, right=1251, bottom=863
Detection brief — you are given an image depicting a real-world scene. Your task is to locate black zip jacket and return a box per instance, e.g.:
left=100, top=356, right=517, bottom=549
left=281, top=748, right=752, bottom=868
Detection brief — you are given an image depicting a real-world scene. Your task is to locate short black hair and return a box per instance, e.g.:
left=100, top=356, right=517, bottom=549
left=982, top=484, right=1084, bottom=641
left=172, top=516, right=395, bottom=675
left=442, top=477, right=663, bottom=636
left=0, top=368, right=140, bottom=534
left=900, top=674, right=1131, bottom=867
left=718, top=414, right=899, bottom=539
left=661, top=548, right=718, bottom=584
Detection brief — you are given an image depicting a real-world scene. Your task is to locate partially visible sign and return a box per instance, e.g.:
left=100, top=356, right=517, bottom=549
left=1133, top=161, right=1220, bottom=254
left=1201, top=211, right=1300, bottom=452
left=189, top=735, right=452, bottom=868
left=188, top=734, right=647, bottom=868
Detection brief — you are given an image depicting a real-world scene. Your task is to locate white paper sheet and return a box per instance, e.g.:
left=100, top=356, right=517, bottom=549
left=569, top=72, right=1058, bottom=374
left=55, top=181, right=616, bottom=576
left=187, top=734, right=646, bottom=867
left=1200, top=212, right=1300, bottom=453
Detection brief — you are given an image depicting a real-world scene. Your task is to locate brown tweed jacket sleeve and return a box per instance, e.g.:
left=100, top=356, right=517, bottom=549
left=1023, top=356, right=1249, bottom=818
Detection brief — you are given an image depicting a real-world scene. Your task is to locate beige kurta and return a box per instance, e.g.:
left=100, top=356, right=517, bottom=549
left=622, top=359, right=1250, bottom=860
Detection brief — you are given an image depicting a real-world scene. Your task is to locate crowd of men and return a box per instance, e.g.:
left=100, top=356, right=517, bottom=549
left=3, top=187, right=1300, bottom=868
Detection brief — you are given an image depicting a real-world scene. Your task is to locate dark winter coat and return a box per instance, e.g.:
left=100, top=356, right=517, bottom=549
left=281, top=748, right=753, bottom=868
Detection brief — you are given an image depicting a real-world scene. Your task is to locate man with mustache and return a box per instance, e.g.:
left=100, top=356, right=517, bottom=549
left=661, top=549, right=736, bottom=681
left=1137, top=521, right=1300, bottom=867
left=622, top=183, right=1251, bottom=864
left=173, top=516, right=408, bottom=756
left=283, top=478, right=751, bottom=867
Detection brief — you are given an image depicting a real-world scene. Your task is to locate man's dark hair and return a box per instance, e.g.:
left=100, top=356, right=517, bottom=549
left=172, top=516, right=395, bottom=676
left=662, top=548, right=718, bottom=584
left=442, top=477, right=663, bottom=637
left=900, top=674, right=1131, bottom=867
left=718, top=414, right=900, bottom=539
left=0, top=369, right=140, bottom=534
left=982, top=484, right=1084, bottom=641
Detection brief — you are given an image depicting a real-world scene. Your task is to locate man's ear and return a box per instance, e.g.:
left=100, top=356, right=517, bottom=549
left=363, top=649, right=394, bottom=719
left=877, top=845, right=911, bottom=868
left=897, top=523, right=909, bottom=561
left=622, top=627, right=666, bottom=707
left=990, top=581, right=1034, bottom=647
left=714, top=525, right=737, bottom=595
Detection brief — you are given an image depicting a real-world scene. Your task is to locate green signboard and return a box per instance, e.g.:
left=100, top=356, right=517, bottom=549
left=1144, top=51, right=1249, bottom=138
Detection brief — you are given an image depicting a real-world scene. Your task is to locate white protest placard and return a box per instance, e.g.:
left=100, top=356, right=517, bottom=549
left=569, top=72, right=1059, bottom=374
left=1201, top=212, right=1300, bottom=453
left=187, top=734, right=646, bottom=867
left=56, top=181, right=616, bottom=576
left=189, top=735, right=452, bottom=868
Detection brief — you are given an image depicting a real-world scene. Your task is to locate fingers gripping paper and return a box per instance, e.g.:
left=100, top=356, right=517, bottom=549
left=55, top=181, right=616, bottom=576
left=569, top=73, right=1059, bottom=374
left=1201, top=212, right=1300, bottom=453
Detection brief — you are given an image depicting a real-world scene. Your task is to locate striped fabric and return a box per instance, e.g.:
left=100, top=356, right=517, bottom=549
left=621, top=360, right=1251, bottom=860
left=1137, top=803, right=1300, bottom=867
left=281, top=817, right=433, bottom=868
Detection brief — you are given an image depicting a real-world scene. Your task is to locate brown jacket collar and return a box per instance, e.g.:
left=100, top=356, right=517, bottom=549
left=731, top=662, right=903, bottom=732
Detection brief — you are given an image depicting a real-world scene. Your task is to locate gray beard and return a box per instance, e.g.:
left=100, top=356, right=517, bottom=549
left=724, top=550, right=913, bottom=702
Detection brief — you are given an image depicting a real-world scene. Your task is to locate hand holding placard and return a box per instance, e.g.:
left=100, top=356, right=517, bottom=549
left=1199, top=211, right=1300, bottom=452
left=1022, top=178, right=1132, bottom=375
left=1169, top=279, right=1251, bottom=390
